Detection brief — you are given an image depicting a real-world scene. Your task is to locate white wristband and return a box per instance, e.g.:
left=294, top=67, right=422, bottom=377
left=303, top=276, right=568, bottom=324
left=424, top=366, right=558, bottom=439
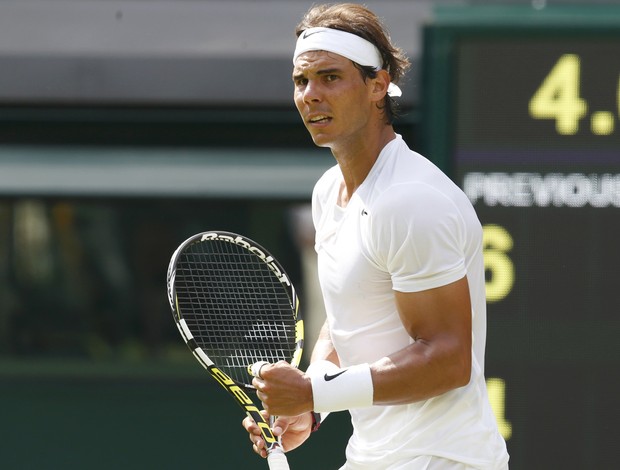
left=306, top=360, right=338, bottom=424
left=307, top=362, right=374, bottom=413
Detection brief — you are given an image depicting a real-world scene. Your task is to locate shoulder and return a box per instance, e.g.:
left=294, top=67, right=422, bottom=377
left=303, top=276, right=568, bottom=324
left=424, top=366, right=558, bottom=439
left=369, top=136, right=456, bottom=196
left=366, top=182, right=466, bottom=264
left=368, top=139, right=477, bottom=232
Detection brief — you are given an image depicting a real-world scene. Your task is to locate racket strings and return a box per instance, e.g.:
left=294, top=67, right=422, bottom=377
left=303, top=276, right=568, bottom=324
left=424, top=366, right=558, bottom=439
left=175, top=239, right=297, bottom=386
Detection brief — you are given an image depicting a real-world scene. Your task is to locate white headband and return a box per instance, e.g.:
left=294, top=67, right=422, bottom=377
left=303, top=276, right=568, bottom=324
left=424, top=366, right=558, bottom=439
left=293, top=27, right=402, bottom=97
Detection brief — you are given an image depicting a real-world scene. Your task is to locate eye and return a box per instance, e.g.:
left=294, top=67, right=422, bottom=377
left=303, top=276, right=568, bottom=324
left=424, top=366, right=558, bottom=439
left=325, top=74, right=338, bottom=82
left=294, top=77, right=308, bottom=88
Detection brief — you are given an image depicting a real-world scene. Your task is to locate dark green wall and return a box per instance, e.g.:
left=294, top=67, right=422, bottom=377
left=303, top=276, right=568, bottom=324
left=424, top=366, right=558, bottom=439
left=2, top=372, right=351, bottom=469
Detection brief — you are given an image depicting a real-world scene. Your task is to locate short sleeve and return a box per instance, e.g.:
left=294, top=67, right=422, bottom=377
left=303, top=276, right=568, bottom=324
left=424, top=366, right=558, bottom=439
left=364, top=182, right=467, bottom=292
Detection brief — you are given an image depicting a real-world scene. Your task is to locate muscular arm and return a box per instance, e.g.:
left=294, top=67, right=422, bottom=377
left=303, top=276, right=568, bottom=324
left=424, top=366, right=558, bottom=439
left=255, top=276, right=472, bottom=414
left=371, top=275, right=473, bottom=405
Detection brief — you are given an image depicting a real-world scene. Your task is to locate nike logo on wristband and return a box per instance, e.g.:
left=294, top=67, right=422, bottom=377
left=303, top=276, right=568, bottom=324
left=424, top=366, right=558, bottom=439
left=324, top=370, right=347, bottom=381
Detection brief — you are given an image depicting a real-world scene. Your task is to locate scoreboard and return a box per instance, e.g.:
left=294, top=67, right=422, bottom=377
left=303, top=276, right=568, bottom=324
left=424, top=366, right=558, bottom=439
left=421, top=6, right=620, bottom=469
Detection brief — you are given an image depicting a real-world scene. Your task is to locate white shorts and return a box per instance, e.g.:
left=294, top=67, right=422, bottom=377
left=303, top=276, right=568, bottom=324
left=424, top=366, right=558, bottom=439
left=339, top=455, right=509, bottom=470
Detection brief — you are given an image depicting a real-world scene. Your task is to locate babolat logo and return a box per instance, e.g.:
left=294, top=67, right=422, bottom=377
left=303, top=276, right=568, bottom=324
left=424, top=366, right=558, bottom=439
left=209, top=366, right=276, bottom=444
left=201, top=232, right=291, bottom=286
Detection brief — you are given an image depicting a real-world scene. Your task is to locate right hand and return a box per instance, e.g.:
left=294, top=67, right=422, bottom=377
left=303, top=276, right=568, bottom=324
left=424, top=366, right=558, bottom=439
left=242, top=411, right=313, bottom=458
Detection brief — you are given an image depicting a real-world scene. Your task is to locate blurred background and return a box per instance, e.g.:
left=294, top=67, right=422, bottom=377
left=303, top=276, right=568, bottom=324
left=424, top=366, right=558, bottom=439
left=0, top=0, right=619, bottom=468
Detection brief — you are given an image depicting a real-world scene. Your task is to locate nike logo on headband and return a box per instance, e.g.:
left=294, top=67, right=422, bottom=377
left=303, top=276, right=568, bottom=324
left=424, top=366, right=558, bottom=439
left=302, top=29, right=322, bottom=39
left=324, top=370, right=347, bottom=381
left=294, top=27, right=404, bottom=97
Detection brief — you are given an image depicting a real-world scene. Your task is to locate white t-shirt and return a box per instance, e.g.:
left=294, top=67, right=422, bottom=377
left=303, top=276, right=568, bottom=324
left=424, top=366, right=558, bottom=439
left=312, top=135, right=509, bottom=469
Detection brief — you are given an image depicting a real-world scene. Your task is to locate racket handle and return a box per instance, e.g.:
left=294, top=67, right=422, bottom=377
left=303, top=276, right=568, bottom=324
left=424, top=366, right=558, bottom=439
left=267, top=448, right=290, bottom=470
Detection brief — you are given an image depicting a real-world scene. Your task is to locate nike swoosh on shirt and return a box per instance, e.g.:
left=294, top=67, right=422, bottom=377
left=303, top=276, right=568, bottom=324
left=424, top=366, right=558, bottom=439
left=324, top=370, right=347, bottom=381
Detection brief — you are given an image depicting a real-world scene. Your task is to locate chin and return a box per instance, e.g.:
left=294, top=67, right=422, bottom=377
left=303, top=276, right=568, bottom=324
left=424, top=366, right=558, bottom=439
left=308, top=132, right=334, bottom=148
left=312, top=138, right=331, bottom=148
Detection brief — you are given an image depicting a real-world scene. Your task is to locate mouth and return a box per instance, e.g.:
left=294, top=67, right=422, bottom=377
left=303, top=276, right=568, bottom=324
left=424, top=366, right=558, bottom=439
left=307, top=114, right=332, bottom=125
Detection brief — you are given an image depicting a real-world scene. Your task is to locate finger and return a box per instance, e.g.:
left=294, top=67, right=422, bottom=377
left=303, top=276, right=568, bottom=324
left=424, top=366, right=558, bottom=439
left=253, top=385, right=269, bottom=412
left=242, top=416, right=256, bottom=432
left=253, top=441, right=268, bottom=459
left=246, top=421, right=269, bottom=459
left=271, top=416, right=288, bottom=436
left=251, top=437, right=267, bottom=458
left=242, top=416, right=265, bottom=437
left=252, top=376, right=266, bottom=391
left=241, top=416, right=253, bottom=431
left=249, top=431, right=263, bottom=447
left=249, top=361, right=270, bottom=379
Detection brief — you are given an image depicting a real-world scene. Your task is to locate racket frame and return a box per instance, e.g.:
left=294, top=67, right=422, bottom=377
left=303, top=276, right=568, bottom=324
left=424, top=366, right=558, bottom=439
left=167, top=230, right=304, bottom=460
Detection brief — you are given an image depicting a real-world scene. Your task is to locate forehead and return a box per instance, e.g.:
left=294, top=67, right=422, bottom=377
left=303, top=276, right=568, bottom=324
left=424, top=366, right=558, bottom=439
left=292, top=50, right=354, bottom=75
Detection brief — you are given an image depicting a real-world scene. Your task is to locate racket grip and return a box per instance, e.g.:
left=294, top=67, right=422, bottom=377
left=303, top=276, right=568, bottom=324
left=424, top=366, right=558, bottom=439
left=267, top=448, right=290, bottom=470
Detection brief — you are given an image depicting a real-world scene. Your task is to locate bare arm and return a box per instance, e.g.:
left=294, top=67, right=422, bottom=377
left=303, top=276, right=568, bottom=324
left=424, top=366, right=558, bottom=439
left=371, top=275, right=473, bottom=405
left=310, top=318, right=340, bottom=366
left=253, top=276, right=472, bottom=414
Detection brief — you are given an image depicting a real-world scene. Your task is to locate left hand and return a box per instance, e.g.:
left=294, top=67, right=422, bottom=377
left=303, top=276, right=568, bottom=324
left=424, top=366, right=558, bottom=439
left=253, top=360, right=313, bottom=416
left=242, top=411, right=313, bottom=457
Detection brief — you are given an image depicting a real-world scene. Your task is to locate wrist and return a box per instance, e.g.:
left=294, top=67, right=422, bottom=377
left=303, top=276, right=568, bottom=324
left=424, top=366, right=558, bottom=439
left=307, top=362, right=374, bottom=413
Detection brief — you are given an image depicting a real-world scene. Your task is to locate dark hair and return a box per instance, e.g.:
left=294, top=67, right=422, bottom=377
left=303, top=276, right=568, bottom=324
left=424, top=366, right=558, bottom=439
left=295, top=3, right=410, bottom=124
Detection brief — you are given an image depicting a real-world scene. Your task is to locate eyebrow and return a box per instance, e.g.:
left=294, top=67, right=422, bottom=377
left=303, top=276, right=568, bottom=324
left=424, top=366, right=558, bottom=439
left=292, top=67, right=343, bottom=82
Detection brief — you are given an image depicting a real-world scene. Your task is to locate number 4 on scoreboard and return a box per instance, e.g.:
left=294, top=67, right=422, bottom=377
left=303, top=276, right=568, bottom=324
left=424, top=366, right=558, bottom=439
left=528, top=54, right=588, bottom=135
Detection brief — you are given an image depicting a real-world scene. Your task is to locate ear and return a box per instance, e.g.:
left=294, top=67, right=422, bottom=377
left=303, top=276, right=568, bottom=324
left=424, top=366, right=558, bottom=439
left=370, top=69, right=391, bottom=102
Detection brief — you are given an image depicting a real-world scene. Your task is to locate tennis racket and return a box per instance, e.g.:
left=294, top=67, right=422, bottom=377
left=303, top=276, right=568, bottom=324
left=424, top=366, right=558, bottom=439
left=167, top=231, right=304, bottom=470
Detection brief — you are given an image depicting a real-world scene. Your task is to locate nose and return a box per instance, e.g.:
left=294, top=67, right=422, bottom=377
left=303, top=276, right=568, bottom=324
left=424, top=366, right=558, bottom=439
left=302, top=79, right=322, bottom=104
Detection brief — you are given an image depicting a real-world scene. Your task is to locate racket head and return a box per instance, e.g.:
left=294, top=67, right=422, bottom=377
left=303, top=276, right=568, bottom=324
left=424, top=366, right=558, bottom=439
left=167, top=231, right=304, bottom=389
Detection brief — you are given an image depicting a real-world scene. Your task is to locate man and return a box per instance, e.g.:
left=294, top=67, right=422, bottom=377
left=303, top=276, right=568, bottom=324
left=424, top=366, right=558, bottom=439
left=243, top=4, right=509, bottom=469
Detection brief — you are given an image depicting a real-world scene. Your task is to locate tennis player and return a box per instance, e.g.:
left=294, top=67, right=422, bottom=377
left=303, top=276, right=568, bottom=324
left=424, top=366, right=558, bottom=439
left=243, top=3, right=510, bottom=469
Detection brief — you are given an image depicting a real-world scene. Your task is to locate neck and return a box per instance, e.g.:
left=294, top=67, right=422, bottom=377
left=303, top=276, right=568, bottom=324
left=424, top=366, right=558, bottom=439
left=333, top=125, right=396, bottom=207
